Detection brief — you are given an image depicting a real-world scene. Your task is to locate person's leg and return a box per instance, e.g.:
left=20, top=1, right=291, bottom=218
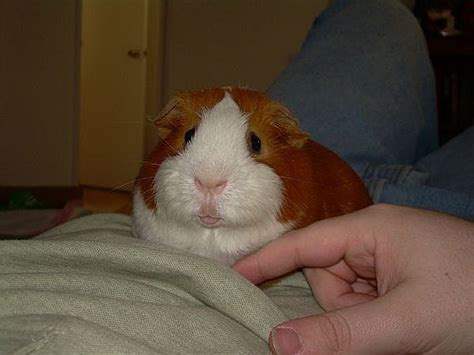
left=362, top=129, right=474, bottom=219
left=268, top=0, right=438, bottom=174
left=373, top=183, right=474, bottom=220
left=416, top=127, right=474, bottom=195
left=267, top=0, right=474, bottom=220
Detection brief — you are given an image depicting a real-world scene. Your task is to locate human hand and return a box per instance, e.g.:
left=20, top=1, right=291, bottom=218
left=233, top=204, right=474, bottom=354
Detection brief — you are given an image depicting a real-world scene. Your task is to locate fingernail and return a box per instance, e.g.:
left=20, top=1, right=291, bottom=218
left=270, top=326, right=302, bottom=355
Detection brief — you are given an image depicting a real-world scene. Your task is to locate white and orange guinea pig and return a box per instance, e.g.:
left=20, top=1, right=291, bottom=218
left=132, top=87, right=372, bottom=265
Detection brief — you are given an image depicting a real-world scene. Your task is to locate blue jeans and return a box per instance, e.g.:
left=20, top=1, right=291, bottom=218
left=268, top=0, right=474, bottom=220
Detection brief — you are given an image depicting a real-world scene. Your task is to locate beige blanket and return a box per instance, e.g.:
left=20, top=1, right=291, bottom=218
left=0, top=213, right=322, bottom=354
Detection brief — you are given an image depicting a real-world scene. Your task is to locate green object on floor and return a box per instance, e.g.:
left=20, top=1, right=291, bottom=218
left=0, top=191, right=47, bottom=211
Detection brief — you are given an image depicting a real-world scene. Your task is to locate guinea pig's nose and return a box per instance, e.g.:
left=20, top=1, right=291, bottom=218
left=194, top=177, right=227, bottom=195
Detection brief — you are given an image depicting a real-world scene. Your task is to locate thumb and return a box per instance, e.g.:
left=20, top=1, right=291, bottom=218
left=269, top=286, right=429, bottom=354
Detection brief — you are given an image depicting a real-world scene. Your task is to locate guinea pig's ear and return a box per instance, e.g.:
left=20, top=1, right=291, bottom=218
left=272, top=103, right=310, bottom=149
left=154, top=96, right=179, bottom=139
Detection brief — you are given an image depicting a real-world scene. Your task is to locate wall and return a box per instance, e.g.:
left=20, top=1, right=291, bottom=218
left=161, top=0, right=332, bottom=102
left=0, top=0, right=80, bottom=186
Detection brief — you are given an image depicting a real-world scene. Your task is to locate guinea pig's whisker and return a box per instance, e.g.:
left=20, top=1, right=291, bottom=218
left=139, top=183, right=157, bottom=195
left=278, top=175, right=313, bottom=184
left=140, top=159, right=176, bottom=168
left=142, top=190, right=157, bottom=205
left=141, top=195, right=154, bottom=207
left=111, top=177, right=153, bottom=191
left=113, top=176, right=157, bottom=191
left=141, top=161, right=185, bottom=175
left=142, top=191, right=154, bottom=204
left=111, top=181, right=135, bottom=191
left=141, top=160, right=162, bottom=167
left=284, top=193, right=309, bottom=216
left=160, top=139, right=180, bottom=155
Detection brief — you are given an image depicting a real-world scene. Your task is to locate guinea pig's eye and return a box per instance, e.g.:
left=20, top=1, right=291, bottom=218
left=249, top=132, right=262, bottom=154
left=184, top=127, right=196, bottom=146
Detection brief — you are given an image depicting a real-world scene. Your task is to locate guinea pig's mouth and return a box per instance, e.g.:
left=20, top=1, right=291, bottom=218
left=198, top=215, right=223, bottom=226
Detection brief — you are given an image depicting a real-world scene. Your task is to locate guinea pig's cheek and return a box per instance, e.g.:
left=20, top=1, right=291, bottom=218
left=218, top=162, right=283, bottom=226
left=153, top=157, right=197, bottom=216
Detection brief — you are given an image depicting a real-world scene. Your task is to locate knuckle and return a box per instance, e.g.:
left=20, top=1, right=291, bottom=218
left=316, top=312, right=352, bottom=354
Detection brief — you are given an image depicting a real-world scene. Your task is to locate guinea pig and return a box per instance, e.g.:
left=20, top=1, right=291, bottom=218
left=132, top=87, right=372, bottom=265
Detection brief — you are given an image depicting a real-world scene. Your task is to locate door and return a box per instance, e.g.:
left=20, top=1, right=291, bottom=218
left=80, top=0, right=148, bottom=190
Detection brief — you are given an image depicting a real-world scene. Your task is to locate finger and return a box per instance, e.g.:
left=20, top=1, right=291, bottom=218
left=269, top=284, right=430, bottom=355
left=304, top=267, right=375, bottom=311
left=317, top=259, right=358, bottom=284
left=233, top=212, right=368, bottom=284
left=351, top=278, right=378, bottom=295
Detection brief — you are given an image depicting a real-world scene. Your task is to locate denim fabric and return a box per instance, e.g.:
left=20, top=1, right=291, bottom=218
left=416, top=127, right=474, bottom=195
left=362, top=164, right=429, bottom=187
left=374, top=183, right=474, bottom=220
left=268, top=0, right=438, bottom=166
left=267, top=0, right=474, bottom=220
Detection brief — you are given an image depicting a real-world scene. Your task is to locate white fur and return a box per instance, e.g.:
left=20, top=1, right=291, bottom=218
left=132, top=93, right=292, bottom=265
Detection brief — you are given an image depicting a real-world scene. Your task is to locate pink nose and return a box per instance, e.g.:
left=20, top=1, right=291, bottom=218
left=194, top=177, right=227, bottom=195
